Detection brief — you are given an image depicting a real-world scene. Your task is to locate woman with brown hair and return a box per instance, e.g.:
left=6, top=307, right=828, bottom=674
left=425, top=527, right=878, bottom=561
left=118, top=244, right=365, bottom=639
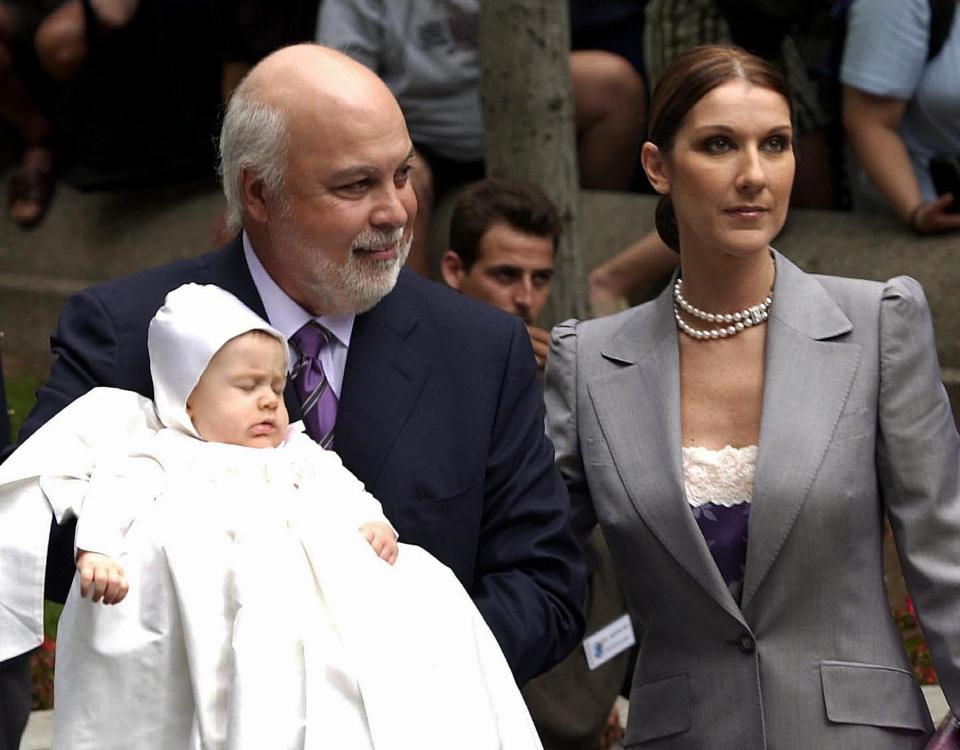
left=546, top=44, right=960, bottom=748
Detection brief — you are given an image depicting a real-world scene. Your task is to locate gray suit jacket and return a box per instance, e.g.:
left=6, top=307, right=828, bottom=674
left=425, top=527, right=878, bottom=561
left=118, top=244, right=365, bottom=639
left=545, top=251, right=960, bottom=748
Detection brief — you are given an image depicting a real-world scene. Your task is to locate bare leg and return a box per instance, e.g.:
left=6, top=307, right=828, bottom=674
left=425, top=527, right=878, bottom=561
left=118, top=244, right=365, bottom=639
left=34, top=0, right=87, bottom=82
left=0, top=4, right=55, bottom=225
left=88, top=0, right=139, bottom=29
left=405, top=151, right=433, bottom=277
left=0, top=38, right=51, bottom=145
left=571, top=50, right=646, bottom=191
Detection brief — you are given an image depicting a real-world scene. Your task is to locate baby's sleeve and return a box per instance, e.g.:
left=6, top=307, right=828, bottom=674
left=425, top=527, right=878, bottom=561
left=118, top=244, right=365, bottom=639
left=73, top=452, right=165, bottom=559
left=291, top=434, right=396, bottom=537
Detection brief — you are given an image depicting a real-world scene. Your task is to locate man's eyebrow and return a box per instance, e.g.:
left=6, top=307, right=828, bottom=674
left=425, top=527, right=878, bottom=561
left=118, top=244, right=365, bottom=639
left=328, top=165, right=377, bottom=182
left=328, top=148, right=416, bottom=182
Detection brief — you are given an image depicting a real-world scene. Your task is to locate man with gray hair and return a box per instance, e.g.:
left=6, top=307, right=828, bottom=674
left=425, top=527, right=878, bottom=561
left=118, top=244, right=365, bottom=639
left=9, top=44, right=585, bottom=690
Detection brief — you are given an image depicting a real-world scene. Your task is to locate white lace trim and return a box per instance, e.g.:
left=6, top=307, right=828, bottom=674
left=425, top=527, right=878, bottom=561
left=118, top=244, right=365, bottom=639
left=682, top=444, right=757, bottom=508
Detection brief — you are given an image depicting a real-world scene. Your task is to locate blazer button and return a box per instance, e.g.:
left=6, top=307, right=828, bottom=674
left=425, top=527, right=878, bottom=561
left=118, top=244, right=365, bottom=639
left=737, top=634, right=755, bottom=654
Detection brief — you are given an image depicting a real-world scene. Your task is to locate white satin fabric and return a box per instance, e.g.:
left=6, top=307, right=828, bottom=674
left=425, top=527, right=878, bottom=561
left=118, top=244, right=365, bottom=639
left=2, top=387, right=540, bottom=749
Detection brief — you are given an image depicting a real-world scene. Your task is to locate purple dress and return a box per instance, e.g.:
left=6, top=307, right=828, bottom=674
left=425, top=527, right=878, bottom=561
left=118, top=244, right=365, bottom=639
left=682, top=445, right=757, bottom=603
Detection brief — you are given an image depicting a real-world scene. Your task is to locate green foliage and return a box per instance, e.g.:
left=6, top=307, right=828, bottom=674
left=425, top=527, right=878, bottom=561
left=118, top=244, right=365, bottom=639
left=4, top=374, right=42, bottom=442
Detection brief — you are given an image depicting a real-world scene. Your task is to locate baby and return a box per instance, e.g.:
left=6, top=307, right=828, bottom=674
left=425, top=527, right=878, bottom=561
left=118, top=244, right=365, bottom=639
left=77, top=299, right=396, bottom=606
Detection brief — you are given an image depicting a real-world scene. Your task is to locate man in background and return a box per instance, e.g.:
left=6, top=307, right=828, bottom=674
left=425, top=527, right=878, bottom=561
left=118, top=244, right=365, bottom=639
left=440, top=177, right=557, bottom=373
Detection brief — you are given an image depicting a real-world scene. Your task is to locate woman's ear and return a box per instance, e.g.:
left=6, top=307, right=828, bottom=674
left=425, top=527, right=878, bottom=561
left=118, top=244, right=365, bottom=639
left=641, top=142, right=671, bottom=195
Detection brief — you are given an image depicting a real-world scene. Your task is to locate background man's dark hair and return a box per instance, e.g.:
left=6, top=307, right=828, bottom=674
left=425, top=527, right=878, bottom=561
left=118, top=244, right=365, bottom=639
left=448, top=177, right=561, bottom=270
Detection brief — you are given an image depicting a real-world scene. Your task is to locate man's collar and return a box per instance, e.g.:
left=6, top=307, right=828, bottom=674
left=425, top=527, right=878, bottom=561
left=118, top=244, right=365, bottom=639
left=241, top=232, right=354, bottom=347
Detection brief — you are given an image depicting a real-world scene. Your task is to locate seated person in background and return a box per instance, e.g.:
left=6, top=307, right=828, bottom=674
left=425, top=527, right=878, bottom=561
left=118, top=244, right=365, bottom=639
left=0, top=0, right=138, bottom=227
left=841, top=0, right=960, bottom=234
left=0, top=282, right=543, bottom=750
left=441, top=177, right=636, bottom=750
left=316, top=0, right=647, bottom=275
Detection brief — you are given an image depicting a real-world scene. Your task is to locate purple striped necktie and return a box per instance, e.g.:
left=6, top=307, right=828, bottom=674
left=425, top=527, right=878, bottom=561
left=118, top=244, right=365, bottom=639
left=290, top=321, right=338, bottom=449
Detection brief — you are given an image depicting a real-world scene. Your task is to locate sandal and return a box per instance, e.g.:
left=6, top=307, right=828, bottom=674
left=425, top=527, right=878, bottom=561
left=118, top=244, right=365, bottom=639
left=8, top=158, right=55, bottom=229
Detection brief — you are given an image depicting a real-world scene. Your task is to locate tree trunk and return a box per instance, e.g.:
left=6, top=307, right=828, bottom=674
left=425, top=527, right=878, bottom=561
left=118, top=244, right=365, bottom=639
left=478, top=0, right=587, bottom=323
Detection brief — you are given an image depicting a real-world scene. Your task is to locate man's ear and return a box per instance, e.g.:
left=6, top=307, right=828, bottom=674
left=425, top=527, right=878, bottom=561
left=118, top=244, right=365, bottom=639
left=641, top=142, right=671, bottom=196
left=240, top=167, right=269, bottom=224
left=440, top=250, right=467, bottom=291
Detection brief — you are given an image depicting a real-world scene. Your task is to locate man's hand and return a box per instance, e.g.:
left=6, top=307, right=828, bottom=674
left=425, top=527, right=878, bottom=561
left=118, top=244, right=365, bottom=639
left=360, top=522, right=398, bottom=565
left=77, top=550, right=129, bottom=604
left=527, top=324, right=551, bottom=371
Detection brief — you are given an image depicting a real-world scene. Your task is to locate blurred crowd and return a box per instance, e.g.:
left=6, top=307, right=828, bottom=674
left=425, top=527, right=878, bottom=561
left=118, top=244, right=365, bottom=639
left=0, top=0, right=956, bottom=244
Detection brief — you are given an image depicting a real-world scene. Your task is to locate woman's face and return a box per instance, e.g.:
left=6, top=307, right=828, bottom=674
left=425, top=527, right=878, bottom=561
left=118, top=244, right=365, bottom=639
left=645, top=79, right=795, bottom=260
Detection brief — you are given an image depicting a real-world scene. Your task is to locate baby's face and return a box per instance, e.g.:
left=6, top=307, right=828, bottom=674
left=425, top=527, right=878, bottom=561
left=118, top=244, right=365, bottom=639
left=187, top=332, right=290, bottom=448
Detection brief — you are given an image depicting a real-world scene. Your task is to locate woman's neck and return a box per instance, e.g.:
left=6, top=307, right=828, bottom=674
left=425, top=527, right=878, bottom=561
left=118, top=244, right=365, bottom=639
left=677, top=247, right=775, bottom=314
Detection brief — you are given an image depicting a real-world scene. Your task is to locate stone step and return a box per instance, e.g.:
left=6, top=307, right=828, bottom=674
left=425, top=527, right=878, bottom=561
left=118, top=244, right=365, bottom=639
left=2, top=181, right=958, bottom=398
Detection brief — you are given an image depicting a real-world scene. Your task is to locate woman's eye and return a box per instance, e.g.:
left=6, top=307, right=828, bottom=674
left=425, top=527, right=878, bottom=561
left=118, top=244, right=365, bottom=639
left=704, top=137, right=732, bottom=154
left=764, top=135, right=791, bottom=153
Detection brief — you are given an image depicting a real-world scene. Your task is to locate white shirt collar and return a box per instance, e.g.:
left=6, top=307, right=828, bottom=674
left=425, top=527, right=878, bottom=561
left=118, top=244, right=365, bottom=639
left=241, top=232, right=355, bottom=349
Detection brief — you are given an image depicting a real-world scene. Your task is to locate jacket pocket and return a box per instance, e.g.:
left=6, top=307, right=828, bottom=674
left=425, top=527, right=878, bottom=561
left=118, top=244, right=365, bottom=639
left=624, top=672, right=691, bottom=745
left=820, top=660, right=929, bottom=731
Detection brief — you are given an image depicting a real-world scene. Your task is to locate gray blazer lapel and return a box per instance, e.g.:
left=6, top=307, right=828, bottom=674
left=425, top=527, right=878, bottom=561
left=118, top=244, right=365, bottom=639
left=741, top=253, right=862, bottom=611
left=588, top=286, right=744, bottom=622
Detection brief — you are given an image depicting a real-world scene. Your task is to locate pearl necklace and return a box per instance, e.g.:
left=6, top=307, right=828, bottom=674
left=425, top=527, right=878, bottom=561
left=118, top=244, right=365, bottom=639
left=673, top=278, right=773, bottom=340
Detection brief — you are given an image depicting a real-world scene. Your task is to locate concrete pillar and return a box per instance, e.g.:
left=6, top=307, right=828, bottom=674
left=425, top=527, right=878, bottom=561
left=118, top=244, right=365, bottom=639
left=478, top=0, right=587, bottom=323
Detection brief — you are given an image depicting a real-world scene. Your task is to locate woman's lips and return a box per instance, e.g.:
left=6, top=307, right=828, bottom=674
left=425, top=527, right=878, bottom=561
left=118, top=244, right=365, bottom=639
left=725, top=206, right=768, bottom=219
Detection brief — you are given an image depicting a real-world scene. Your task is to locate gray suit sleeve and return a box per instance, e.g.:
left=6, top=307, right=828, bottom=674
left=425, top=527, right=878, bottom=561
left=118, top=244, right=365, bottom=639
left=878, top=276, right=960, bottom=714
left=545, top=320, right=598, bottom=547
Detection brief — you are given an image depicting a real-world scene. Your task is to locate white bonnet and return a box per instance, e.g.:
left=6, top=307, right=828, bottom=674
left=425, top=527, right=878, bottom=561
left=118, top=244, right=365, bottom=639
left=147, top=283, right=289, bottom=437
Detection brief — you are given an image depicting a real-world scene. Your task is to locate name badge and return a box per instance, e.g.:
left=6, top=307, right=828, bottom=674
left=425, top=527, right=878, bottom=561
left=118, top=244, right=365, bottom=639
left=583, top=613, right=636, bottom=671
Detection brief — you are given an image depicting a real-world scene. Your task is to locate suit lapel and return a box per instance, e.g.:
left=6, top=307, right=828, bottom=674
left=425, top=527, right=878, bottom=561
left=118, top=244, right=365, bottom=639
left=334, top=273, right=430, bottom=487
left=740, top=253, right=861, bottom=611
left=588, top=285, right=744, bottom=623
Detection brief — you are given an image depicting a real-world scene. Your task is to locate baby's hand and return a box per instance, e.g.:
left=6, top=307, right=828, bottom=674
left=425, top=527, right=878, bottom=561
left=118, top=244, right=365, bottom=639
left=360, top=522, right=398, bottom=565
left=77, top=550, right=129, bottom=604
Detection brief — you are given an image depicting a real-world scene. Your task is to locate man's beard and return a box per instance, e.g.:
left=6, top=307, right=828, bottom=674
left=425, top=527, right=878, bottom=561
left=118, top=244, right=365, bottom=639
left=290, top=225, right=412, bottom=315
left=333, top=227, right=412, bottom=313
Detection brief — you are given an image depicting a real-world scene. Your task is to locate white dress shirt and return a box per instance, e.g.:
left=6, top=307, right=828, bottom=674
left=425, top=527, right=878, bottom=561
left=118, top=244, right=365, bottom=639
left=242, top=233, right=354, bottom=398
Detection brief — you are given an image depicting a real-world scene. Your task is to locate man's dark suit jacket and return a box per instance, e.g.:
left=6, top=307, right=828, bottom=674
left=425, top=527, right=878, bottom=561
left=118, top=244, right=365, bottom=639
left=16, top=237, right=586, bottom=686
